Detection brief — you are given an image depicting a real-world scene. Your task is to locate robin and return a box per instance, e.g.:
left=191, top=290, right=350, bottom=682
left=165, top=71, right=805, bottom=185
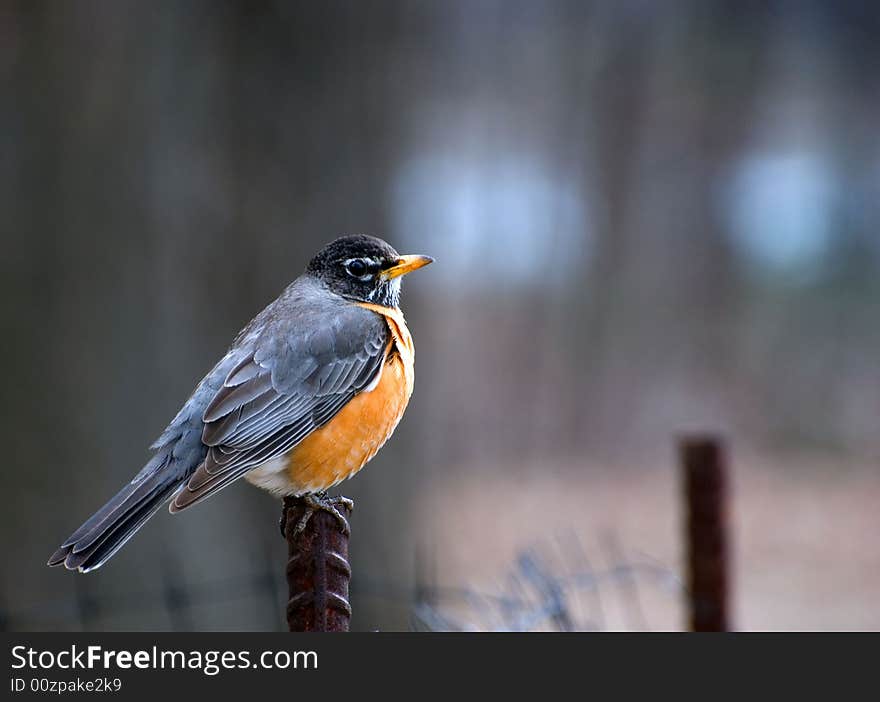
left=48, top=235, right=433, bottom=573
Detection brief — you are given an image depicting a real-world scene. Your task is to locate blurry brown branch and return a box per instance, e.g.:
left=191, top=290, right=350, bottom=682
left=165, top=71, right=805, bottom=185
left=681, top=436, right=730, bottom=632
left=283, top=496, right=353, bottom=632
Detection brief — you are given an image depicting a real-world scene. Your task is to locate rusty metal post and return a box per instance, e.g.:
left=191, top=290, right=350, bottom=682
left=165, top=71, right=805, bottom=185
left=680, top=436, right=730, bottom=632
left=282, top=496, right=352, bottom=632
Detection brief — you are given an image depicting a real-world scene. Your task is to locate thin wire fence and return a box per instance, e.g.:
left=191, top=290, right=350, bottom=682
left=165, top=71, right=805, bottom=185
left=411, top=533, right=682, bottom=632
left=4, top=532, right=680, bottom=632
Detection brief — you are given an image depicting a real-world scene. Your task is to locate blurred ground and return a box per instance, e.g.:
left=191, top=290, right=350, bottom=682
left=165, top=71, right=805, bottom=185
left=418, top=451, right=880, bottom=631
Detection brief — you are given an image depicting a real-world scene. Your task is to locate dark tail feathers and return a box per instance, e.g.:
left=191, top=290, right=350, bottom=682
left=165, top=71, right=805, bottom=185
left=47, top=473, right=183, bottom=573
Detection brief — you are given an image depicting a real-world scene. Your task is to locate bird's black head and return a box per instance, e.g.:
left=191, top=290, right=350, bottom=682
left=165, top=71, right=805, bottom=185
left=307, top=235, right=433, bottom=308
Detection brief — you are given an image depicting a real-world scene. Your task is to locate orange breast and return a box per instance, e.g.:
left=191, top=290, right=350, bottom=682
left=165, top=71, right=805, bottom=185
left=284, top=305, right=414, bottom=494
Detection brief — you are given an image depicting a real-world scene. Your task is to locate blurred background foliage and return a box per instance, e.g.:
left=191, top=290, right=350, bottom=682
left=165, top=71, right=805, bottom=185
left=1, top=0, right=878, bottom=631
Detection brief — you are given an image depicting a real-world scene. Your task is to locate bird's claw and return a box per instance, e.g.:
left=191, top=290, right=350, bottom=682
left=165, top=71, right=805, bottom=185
left=292, top=493, right=354, bottom=537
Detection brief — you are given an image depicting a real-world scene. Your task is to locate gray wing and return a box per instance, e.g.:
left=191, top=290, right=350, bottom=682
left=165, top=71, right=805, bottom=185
left=170, top=288, right=388, bottom=512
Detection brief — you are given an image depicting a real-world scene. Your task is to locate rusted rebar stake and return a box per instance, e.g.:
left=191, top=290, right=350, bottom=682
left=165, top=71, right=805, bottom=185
left=680, top=436, right=730, bottom=632
left=282, top=496, right=353, bottom=632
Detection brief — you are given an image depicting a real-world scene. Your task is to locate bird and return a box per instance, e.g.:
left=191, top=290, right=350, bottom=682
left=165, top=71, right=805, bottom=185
left=48, top=235, right=433, bottom=573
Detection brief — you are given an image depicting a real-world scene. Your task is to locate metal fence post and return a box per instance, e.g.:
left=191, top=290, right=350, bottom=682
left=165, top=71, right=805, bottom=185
left=681, top=436, right=730, bottom=632
left=282, top=496, right=353, bottom=632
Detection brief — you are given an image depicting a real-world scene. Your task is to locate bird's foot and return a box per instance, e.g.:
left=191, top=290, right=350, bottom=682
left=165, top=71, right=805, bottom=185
left=292, top=493, right=354, bottom=537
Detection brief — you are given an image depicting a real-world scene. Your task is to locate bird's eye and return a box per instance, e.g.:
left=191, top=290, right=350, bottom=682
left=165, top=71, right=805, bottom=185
left=346, top=259, right=369, bottom=278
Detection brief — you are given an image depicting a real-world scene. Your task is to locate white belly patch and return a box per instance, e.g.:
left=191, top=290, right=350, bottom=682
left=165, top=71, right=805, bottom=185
left=244, top=457, right=294, bottom=496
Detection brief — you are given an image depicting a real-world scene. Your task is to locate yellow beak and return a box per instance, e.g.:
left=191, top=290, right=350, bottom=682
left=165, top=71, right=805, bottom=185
left=381, top=254, right=435, bottom=280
